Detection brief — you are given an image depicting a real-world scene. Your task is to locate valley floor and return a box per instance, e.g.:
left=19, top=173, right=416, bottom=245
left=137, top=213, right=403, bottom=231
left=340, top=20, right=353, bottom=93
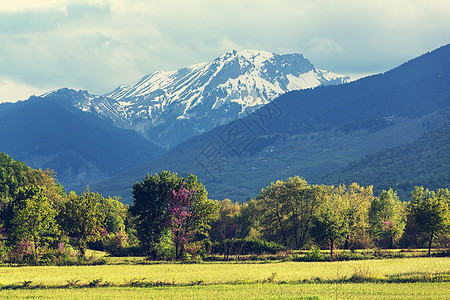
left=0, top=257, right=449, bottom=299
left=1, top=282, right=449, bottom=299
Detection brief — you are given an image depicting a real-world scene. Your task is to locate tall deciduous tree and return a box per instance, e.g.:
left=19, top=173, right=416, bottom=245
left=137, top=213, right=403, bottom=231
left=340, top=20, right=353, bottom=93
left=257, top=180, right=290, bottom=249
left=1, top=186, right=59, bottom=261
left=58, top=190, right=106, bottom=256
left=335, top=183, right=375, bottom=249
left=407, top=186, right=450, bottom=256
left=369, top=188, right=406, bottom=248
left=131, top=171, right=218, bottom=259
left=166, top=185, right=193, bottom=259
left=131, top=171, right=183, bottom=258
left=311, top=200, right=349, bottom=259
left=209, top=199, right=241, bottom=242
left=257, top=177, right=324, bottom=249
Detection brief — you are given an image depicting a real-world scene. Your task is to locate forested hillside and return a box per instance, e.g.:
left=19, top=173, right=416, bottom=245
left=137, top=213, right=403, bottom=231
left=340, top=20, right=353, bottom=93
left=92, top=45, right=450, bottom=203
left=0, top=94, right=165, bottom=190
left=321, top=122, right=450, bottom=200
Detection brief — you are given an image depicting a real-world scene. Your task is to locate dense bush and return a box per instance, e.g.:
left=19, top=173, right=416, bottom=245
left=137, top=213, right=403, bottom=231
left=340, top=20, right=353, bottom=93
left=211, top=238, right=284, bottom=256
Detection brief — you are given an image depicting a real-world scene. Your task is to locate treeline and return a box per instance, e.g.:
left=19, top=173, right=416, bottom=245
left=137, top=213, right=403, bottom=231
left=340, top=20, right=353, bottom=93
left=211, top=178, right=449, bottom=258
left=0, top=152, right=449, bottom=264
left=0, top=153, right=128, bottom=264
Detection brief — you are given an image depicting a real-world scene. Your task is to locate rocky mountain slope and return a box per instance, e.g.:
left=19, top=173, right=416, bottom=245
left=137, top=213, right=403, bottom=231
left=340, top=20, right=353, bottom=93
left=91, top=45, right=450, bottom=204
left=86, top=49, right=350, bottom=148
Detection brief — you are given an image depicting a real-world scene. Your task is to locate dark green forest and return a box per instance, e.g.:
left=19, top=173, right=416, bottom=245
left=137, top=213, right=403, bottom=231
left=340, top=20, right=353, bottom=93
left=0, top=152, right=449, bottom=265
left=321, top=122, right=450, bottom=200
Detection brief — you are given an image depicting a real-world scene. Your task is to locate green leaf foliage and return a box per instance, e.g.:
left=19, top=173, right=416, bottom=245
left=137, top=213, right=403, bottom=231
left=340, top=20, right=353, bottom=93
left=256, top=177, right=324, bottom=249
left=311, top=203, right=349, bottom=258
left=0, top=152, right=65, bottom=205
left=57, top=190, right=106, bottom=256
left=1, top=186, right=59, bottom=248
left=407, top=186, right=450, bottom=255
left=130, top=171, right=218, bottom=259
left=369, top=188, right=406, bottom=248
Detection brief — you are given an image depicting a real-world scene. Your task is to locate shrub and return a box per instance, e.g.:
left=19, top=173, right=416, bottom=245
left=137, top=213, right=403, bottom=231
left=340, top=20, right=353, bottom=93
left=292, top=246, right=327, bottom=262
left=104, top=231, right=129, bottom=257
left=211, top=238, right=284, bottom=257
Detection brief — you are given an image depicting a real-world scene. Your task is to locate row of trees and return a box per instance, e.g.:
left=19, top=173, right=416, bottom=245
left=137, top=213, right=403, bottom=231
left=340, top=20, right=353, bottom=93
left=0, top=153, right=127, bottom=263
left=209, top=177, right=449, bottom=257
left=1, top=152, right=449, bottom=263
left=0, top=154, right=218, bottom=262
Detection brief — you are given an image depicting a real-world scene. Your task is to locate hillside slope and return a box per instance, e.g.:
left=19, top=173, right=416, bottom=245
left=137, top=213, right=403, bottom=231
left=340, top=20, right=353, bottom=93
left=320, top=122, right=450, bottom=200
left=91, top=44, right=450, bottom=203
left=0, top=94, right=165, bottom=190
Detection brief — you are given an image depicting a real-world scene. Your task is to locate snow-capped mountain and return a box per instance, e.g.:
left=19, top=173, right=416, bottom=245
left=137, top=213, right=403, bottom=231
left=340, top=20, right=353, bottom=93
left=57, top=50, right=351, bottom=149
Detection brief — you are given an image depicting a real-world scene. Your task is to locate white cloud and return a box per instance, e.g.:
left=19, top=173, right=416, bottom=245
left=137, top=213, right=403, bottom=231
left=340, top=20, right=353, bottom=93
left=0, top=0, right=79, bottom=13
left=59, top=4, right=68, bottom=16
left=305, top=38, right=346, bottom=56
left=0, top=0, right=449, bottom=101
left=0, top=78, right=47, bottom=103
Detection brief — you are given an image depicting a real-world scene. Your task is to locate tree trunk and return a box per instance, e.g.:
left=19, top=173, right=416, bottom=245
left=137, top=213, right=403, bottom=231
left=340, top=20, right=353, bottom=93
left=292, top=210, right=299, bottom=249
left=330, top=238, right=335, bottom=259
left=179, top=243, right=185, bottom=259
left=275, top=210, right=288, bottom=250
left=428, top=232, right=434, bottom=257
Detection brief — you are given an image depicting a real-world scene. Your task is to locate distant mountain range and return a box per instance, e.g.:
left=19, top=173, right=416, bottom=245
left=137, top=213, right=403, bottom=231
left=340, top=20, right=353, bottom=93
left=73, top=49, right=350, bottom=149
left=0, top=94, right=165, bottom=190
left=0, top=49, right=349, bottom=190
left=91, top=45, right=450, bottom=203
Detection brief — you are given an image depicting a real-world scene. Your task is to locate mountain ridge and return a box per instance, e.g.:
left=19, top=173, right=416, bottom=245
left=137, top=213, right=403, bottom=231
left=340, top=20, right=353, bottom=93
left=0, top=94, right=165, bottom=190
left=90, top=44, right=450, bottom=204
left=98, top=49, right=350, bottom=148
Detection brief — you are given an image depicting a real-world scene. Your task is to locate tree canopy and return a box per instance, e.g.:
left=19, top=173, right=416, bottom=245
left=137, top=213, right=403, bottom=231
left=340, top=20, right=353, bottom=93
left=130, top=171, right=218, bottom=258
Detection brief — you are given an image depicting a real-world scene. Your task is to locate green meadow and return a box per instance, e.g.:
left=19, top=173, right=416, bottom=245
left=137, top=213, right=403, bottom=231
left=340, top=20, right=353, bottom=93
left=1, top=283, right=449, bottom=299
left=1, top=257, right=449, bottom=299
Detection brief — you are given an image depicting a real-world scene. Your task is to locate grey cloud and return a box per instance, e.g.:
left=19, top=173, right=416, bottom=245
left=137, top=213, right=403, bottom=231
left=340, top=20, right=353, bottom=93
left=1, top=0, right=449, bottom=101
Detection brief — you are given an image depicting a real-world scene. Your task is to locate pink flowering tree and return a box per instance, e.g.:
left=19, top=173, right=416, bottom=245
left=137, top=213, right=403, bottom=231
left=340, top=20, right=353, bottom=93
left=166, top=184, right=194, bottom=259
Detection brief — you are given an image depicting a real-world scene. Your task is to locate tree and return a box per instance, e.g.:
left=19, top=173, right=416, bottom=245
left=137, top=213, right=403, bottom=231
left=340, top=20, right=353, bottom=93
left=407, top=186, right=450, bottom=256
left=0, top=186, right=59, bottom=262
left=166, top=185, right=193, bottom=259
left=286, top=181, right=325, bottom=249
left=0, top=153, right=65, bottom=205
left=182, top=174, right=218, bottom=242
left=130, top=171, right=184, bottom=258
left=311, top=201, right=348, bottom=259
left=131, top=171, right=218, bottom=259
left=337, top=183, right=375, bottom=249
left=233, top=198, right=261, bottom=239
left=57, top=190, right=106, bottom=256
left=256, top=177, right=323, bottom=249
left=369, top=188, right=406, bottom=248
left=209, top=199, right=241, bottom=242
left=99, top=196, right=127, bottom=234
left=257, top=180, right=290, bottom=249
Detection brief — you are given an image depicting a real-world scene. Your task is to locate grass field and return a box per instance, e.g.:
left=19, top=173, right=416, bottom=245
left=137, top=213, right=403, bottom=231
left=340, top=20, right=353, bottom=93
left=1, top=283, right=449, bottom=299
left=0, top=257, right=449, bottom=299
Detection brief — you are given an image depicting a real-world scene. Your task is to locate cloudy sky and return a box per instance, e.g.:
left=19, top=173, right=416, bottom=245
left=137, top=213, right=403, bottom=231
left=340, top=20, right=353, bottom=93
left=1, top=0, right=449, bottom=103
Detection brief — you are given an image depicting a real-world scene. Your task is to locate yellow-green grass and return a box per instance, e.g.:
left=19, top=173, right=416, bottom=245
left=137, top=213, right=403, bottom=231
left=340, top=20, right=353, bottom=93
left=1, top=283, right=449, bottom=299
left=0, top=257, right=448, bottom=286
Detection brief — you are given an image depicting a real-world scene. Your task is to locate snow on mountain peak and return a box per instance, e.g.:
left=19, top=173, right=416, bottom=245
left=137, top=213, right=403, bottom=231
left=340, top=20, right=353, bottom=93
left=97, top=49, right=350, bottom=148
left=237, top=49, right=274, bottom=65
